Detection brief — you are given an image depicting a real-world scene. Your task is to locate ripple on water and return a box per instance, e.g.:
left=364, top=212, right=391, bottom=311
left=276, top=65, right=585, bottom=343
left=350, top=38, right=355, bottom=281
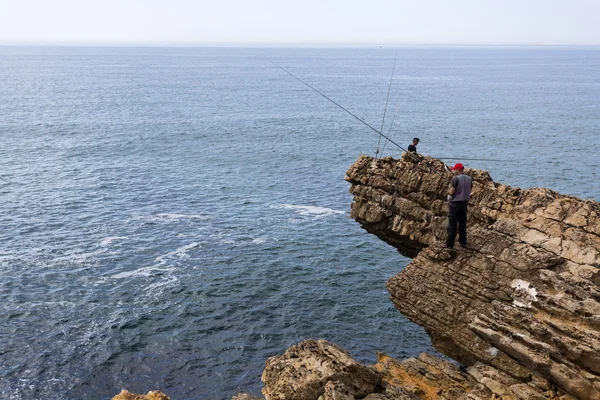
left=0, top=46, right=598, bottom=400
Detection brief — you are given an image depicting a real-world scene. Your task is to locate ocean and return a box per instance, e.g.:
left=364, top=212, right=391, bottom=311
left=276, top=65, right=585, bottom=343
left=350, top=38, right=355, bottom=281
left=0, top=46, right=598, bottom=399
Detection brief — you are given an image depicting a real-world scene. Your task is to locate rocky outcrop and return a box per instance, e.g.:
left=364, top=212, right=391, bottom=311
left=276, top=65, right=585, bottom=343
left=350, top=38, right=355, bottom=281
left=256, top=339, right=487, bottom=400
left=261, top=339, right=381, bottom=400
left=374, top=352, right=562, bottom=400
left=112, top=389, right=170, bottom=400
left=345, top=154, right=600, bottom=399
left=251, top=339, right=568, bottom=400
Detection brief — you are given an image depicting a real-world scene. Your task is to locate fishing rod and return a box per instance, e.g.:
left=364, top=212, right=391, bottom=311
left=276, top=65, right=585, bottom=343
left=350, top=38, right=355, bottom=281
left=269, top=61, right=410, bottom=154
left=438, top=157, right=508, bottom=162
left=271, top=61, right=509, bottom=164
left=380, top=105, right=400, bottom=156
left=375, top=57, right=396, bottom=159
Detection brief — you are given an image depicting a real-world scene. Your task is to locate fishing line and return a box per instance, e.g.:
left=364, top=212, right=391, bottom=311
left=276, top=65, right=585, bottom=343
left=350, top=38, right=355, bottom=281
left=380, top=105, right=400, bottom=156
left=375, top=56, right=396, bottom=159
left=270, top=61, right=410, bottom=153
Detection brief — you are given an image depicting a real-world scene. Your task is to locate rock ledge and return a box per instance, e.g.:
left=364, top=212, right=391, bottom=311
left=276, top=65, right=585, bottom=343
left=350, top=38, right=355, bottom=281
left=345, top=154, right=600, bottom=400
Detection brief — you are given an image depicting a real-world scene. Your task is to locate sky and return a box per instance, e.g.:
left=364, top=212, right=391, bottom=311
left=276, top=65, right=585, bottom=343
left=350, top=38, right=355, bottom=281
left=0, top=0, right=599, bottom=46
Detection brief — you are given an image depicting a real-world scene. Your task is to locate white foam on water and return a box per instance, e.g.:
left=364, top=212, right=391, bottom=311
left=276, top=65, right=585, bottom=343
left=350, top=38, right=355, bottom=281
left=108, top=242, right=193, bottom=298
left=145, top=275, right=179, bottom=291
left=280, top=204, right=345, bottom=218
left=252, top=238, right=266, bottom=244
left=9, top=300, right=77, bottom=308
left=154, top=242, right=200, bottom=263
left=110, top=241, right=199, bottom=280
left=177, top=233, right=196, bottom=238
left=209, top=233, right=236, bottom=245
left=110, top=265, right=176, bottom=279
left=131, top=213, right=208, bottom=222
left=156, top=213, right=207, bottom=220
left=101, top=236, right=128, bottom=246
left=54, top=248, right=105, bottom=264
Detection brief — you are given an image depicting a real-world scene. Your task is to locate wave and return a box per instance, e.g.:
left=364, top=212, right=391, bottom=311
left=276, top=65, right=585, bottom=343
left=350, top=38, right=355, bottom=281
left=110, top=265, right=176, bottom=279
left=154, top=242, right=200, bottom=263
left=130, top=213, right=208, bottom=222
left=110, top=242, right=199, bottom=279
left=53, top=248, right=105, bottom=264
left=101, top=236, right=129, bottom=246
left=280, top=204, right=346, bottom=218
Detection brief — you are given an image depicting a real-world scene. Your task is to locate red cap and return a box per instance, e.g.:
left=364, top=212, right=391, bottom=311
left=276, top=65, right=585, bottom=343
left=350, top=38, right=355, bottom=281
left=451, top=163, right=464, bottom=170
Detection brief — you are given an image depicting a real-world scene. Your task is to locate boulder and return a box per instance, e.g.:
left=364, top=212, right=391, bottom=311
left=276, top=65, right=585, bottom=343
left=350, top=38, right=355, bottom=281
left=111, top=389, right=170, bottom=400
left=261, top=339, right=381, bottom=400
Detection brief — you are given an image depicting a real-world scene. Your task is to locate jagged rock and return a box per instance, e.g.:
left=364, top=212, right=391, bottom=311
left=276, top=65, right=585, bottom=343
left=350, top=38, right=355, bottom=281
left=317, top=381, right=356, bottom=400
left=111, top=389, right=170, bottom=400
left=363, top=384, right=420, bottom=400
left=257, top=339, right=564, bottom=399
left=346, top=154, right=600, bottom=400
left=374, top=352, right=492, bottom=399
left=261, top=339, right=381, bottom=400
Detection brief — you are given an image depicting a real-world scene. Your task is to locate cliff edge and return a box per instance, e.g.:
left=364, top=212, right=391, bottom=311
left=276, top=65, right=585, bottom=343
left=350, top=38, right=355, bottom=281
left=345, top=154, right=600, bottom=399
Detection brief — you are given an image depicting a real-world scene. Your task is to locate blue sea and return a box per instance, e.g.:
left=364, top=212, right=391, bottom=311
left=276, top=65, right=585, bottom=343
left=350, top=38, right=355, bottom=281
left=0, top=46, right=599, bottom=400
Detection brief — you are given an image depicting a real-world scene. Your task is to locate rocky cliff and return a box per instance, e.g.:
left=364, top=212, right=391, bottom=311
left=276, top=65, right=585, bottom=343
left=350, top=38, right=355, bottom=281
left=345, top=154, right=600, bottom=399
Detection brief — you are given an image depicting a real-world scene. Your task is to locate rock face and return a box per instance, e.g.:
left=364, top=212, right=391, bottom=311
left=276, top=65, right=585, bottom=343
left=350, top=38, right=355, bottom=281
left=345, top=154, right=600, bottom=400
left=258, top=339, right=486, bottom=400
left=261, top=339, right=381, bottom=400
left=257, top=338, right=567, bottom=400
left=111, top=389, right=170, bottom=400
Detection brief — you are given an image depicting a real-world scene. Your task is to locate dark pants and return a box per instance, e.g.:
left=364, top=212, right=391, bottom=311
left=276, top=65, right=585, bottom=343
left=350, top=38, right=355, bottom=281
left=447, top=202, right=468, bottom=248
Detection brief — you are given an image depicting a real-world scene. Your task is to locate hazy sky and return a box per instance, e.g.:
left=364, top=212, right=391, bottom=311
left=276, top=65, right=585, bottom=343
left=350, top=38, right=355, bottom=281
left=0, top=0, right=599, bottom=45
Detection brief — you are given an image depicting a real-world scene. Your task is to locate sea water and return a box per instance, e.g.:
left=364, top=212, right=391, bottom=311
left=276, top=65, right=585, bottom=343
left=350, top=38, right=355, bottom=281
left=0, top=46, right=598, bottom=399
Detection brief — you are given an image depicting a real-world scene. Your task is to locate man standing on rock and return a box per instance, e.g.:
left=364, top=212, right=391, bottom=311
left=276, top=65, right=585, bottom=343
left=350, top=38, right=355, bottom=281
left=446, top=163, right=472, bottom=249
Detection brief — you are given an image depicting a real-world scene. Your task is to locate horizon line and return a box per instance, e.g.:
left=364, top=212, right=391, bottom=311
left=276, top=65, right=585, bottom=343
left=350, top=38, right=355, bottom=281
left=1, top=40, right=599, bottom=48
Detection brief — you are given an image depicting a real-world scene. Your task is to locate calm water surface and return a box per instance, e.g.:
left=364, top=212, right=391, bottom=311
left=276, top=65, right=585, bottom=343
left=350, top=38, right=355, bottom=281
left=0, top=46, right=598, bottom=399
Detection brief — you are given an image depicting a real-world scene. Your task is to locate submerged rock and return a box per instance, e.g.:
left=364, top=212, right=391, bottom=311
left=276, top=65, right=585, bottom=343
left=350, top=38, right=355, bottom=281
left=346, top=154, right=600, bottom=399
